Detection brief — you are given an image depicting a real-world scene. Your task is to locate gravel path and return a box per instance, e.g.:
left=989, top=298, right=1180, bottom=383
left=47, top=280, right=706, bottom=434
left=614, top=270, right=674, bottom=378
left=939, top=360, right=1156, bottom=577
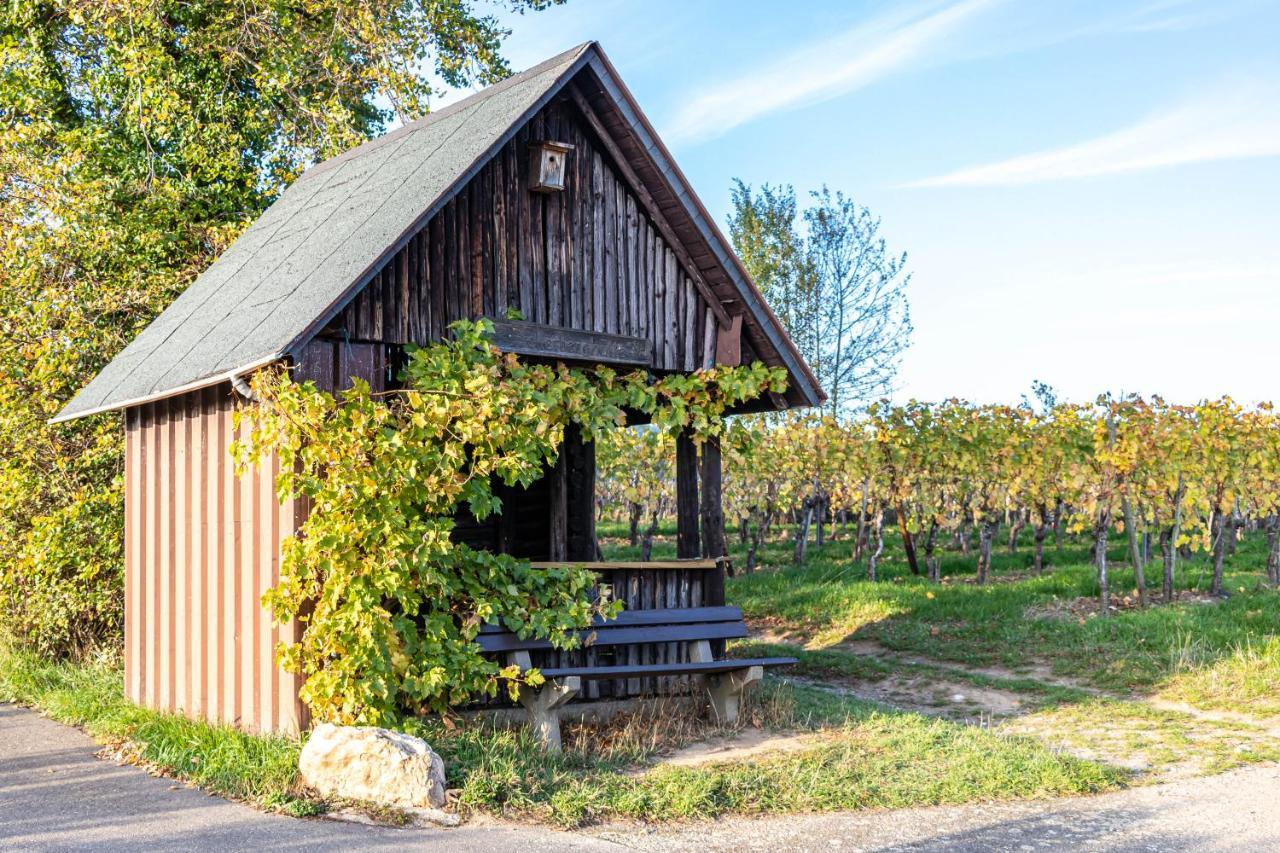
left=5, top=701, right=1279, bottom=852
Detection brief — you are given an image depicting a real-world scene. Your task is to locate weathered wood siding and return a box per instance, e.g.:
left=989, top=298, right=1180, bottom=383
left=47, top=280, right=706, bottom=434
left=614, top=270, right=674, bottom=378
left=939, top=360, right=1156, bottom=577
left=124, top=385, right=306, bottom=734
left=332, top=99, right=719, bottom=372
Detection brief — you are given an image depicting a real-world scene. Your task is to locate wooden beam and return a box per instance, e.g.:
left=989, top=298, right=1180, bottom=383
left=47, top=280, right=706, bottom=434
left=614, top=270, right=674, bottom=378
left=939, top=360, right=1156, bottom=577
left=489, top=319, right=650, bottom=366
left=715, top=314, right=743, bottom=366
left=676, top=428, right=700, bottom=558
left=548, top=453, right=567, bottom=562
left=527, top=559, right=718, bottom=570
left=700, top=435, right=727, bottom=607
left=565, top=85, right=732, bottom=329
left=564, top=424, right=597, bottom=561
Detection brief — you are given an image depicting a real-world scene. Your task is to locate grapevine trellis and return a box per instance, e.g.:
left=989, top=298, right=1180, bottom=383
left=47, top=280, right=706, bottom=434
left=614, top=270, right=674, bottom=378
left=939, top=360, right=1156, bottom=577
left=598, top=397, right=1280, bottom=611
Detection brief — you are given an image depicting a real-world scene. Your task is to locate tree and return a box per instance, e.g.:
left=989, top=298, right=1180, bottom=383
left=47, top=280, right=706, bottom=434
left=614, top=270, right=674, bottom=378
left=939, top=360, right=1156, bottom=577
left=803, top=188, right=912, bottom=416
left=0, top=0, right=558, bottom=658
left=727, top=181, right=815, bottom=354
left=728, top=182, right=912, bottom=417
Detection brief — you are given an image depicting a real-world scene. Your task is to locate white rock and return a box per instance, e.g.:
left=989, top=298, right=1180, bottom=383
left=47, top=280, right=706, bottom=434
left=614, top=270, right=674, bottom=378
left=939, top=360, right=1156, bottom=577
left=300, top=723, right=447, bottom=810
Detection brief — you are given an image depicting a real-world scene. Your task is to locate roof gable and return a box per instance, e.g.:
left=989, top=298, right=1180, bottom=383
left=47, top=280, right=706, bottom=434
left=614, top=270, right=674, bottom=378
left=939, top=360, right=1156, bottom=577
left=55, top=42, right=820, bottom=422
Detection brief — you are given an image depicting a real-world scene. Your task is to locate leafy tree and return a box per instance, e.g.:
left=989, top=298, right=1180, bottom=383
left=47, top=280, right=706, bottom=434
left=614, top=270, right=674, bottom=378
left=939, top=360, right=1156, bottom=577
left=727, top=181, right=813, bottom=352
left=0, top=0, right=556, bottom=658
left=727, top=182, right=912, bottom=417
left=803, top=188, right=912, bottom=416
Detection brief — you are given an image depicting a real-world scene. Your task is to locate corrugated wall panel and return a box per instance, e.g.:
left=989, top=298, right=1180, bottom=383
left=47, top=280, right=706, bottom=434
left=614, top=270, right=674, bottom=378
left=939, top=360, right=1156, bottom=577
left=123, top=385, right=307, bottom=734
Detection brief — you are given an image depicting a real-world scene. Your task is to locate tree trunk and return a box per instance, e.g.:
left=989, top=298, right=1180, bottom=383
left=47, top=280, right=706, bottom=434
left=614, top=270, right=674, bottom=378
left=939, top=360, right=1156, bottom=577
left=1123, top=497, right=1147, bottom=608
left=1053, top=497, right=1065, bottom=551
left=745, top=525, right=763, bottom=573
left=628, top=503, right=641, bottom=547
left=1095, top=508, right=1111, bottom=616
left=1267, top=515, right=1280, bottom=587
left=1007, top=509, right=1026, bottom=553
left=815, top=493, right=826, bottom=548
left=853, top=480, right=869, bottom=562
left=1033, top=502, right=1050, bottom=575
left=1159, top=527, right=1174, bottom=603
left=793, top=499, right=813, bottom=565
left=640, top=514, right=660, bottom=561
left=866, top=510, right=885, bottom=582
left=924, top=519, right=940, bottom=583
left=1210, top=510, right=1228, bottom=596
left=959, top=526, right=971, bottom=556
left=898, top=503, right=920, bottom=575
left=976, top=518, right=998, bottom=585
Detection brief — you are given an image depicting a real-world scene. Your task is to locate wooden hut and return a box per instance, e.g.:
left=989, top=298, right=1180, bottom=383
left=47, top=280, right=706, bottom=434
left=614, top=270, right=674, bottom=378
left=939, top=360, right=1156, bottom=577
left=54, top=42, right=822, bottom=734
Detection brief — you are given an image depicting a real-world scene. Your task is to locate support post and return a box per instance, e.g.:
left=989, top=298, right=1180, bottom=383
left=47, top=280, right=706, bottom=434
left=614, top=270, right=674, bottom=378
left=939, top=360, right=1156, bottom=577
left=690, top=640, right=760, bottom=725
left=700, top=435, right=727, bottom=607
left=564, top=424, right=597, bottom=561
left=548, top=448, right=567, bottom=562
left=510, top=650, right=579, bottom=753
left=676, top=428, right=700, bottom=558
left=517, top=678, right=580, bottom=753
left=705, top=667, right=762, bottom=725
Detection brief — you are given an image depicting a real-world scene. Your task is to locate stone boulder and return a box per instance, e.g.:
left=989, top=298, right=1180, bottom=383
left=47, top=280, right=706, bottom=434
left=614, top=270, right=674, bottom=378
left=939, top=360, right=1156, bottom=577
left=300, top=723, right=447, bottom=809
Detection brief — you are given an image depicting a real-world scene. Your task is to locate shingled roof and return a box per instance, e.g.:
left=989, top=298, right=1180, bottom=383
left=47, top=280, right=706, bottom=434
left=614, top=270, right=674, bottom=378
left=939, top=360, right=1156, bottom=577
left=55, top=42, right=821, bottom=422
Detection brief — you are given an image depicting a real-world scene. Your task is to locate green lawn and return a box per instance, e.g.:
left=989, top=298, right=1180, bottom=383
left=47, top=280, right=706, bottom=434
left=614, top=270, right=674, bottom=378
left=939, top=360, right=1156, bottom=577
left=1, top=642, right=1122, bottom=828
left=3, top=518, right=1275, bottom=830
left=600, top=519, right=1280, bottom=707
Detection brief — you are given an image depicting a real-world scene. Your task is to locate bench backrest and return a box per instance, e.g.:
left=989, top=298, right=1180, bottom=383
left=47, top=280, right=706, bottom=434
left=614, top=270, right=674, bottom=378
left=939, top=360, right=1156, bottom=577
left=475, top=606, right=746, bottom=653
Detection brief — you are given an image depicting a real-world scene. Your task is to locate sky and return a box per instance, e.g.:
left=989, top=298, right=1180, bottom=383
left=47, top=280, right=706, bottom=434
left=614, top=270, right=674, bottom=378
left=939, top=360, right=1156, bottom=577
left=434, top=0, right=1280, bottom=406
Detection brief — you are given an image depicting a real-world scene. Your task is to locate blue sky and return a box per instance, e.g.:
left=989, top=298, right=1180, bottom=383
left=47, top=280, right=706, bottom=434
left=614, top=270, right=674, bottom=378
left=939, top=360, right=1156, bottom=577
left=440, top=0, right=1280, bottom=405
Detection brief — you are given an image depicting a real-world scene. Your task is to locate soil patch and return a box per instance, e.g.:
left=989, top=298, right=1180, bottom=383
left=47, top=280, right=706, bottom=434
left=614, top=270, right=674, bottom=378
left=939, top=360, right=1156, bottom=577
left=788, top=673, right=1026, bottom=722
left=643, top=728, right=818, bottom=771
left=1028, top=591, right=1220, bottom=622
left=824, top=636, right=1098, bottom=693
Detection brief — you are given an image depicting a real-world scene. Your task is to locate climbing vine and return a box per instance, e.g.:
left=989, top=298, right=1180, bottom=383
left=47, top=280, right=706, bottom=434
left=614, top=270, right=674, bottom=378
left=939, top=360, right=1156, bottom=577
left=235, top=319, right=786, bottom=725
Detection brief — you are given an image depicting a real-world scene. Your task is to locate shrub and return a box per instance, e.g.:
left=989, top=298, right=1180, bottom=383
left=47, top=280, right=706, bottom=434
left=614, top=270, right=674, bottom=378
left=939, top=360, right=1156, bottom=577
left=237, top=320, right=785, bottom=726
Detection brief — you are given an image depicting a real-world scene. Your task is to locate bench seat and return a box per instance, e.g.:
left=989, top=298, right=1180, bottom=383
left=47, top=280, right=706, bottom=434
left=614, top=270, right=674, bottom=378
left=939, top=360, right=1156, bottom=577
left=480, top=604, right=795, bottom=751
left=539, top=657, right=797, bottom=680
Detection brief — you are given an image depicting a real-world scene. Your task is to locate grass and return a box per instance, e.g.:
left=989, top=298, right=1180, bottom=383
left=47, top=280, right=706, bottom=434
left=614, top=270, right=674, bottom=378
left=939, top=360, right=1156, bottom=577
left=0, top=644, right=319, bottom=816
left=0, top=641, right=1123, bottom=829
left=1158, top=635, right=1280, bottom=717
left=4, top=520, right=1275, bottom=830
left=411, top=681, right=1124, bottom=827
left=614, top=519, right=1280, bottom=706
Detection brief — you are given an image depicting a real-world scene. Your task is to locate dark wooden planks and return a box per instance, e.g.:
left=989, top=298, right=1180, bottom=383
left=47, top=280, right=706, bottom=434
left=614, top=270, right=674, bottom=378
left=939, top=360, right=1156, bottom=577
left=478, top=606, right=742, bottom=633
left=329, top=99, right=727, bottom=380
left=489, top=320, right=650, bottom=366
left=475, top=620, right=747, bottom=653
left=541, top=658, right=797, bottom=680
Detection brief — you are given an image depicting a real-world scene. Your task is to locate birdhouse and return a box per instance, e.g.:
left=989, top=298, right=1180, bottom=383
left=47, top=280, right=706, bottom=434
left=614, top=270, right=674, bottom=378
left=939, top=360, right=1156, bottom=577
left=529, top=140, right=574, bottom=192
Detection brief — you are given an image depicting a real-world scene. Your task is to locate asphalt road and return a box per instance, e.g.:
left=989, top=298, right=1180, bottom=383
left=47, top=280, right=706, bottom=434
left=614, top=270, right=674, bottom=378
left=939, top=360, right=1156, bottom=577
left=5, top=701, right=1280, bottom=852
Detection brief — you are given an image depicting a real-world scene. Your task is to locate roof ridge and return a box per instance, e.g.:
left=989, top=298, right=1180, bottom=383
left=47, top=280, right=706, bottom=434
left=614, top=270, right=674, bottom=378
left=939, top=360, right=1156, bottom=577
left=301, top=41, right=596, bottom=184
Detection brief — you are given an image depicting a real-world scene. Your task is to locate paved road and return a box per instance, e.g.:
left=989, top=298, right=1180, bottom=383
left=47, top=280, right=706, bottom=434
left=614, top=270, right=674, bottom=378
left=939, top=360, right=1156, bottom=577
left=0, top=703, right=612, bottom=852
left=5, top=701, right=1280, bottom=852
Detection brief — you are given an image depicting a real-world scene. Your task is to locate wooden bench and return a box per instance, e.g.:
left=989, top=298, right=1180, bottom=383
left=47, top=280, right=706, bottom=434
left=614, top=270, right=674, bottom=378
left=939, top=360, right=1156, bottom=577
left=477, top=606, right=796, bottom=751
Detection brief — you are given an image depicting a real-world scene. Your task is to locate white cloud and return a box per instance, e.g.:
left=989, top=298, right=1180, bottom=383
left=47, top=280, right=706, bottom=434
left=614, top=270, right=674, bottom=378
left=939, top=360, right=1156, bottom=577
left=663, top=0, right=1001, bottom=145
left=905, top=77, right=1280, bottom=188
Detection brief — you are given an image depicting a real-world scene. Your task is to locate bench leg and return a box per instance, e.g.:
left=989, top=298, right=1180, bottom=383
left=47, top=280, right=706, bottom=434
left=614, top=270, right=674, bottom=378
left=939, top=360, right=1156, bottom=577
left=705, top=666, right=763, bottom=725
left=517, top=676, right=580, bottom=753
